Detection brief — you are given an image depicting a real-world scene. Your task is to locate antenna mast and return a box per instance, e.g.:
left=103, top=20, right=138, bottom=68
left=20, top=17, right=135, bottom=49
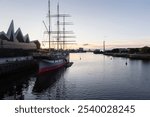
left=103, top=41, right=105, bottom=52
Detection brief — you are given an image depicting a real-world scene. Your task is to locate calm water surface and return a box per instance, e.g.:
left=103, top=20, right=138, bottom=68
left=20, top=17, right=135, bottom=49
left=1, top=53, right=150, bottom=100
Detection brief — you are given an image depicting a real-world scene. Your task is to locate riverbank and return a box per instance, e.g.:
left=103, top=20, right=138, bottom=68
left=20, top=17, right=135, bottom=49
left=104, top=53, right=150, bottom=60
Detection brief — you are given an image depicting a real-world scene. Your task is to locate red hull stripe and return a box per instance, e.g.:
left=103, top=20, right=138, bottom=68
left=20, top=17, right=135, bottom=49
left=38, top=62, right=66, bottom=75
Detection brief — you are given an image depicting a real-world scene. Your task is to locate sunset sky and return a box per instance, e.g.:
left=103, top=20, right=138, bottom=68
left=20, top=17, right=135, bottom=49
left=0, top=0, right=150, bottom=50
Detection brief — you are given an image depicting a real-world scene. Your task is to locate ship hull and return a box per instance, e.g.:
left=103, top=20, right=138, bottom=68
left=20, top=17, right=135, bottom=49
left=38, top=52, right=70, bottom=75
left=38, top=59, right=67, bottom=75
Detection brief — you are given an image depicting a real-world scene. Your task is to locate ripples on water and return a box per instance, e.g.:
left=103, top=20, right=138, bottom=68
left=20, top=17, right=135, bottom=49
left=0, top=53, right=150, bottom=100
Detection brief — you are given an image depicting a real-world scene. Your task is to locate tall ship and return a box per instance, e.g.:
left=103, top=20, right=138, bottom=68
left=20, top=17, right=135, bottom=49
left=36, top=0, right=74, bottom=75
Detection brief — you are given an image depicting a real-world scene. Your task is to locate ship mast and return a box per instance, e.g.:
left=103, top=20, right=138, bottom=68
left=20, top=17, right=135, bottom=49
left=62, top=16, right=65, bottom=50
left=48, top=0, right=51, bottom=52
left=57, top=3, right=60, bottom=50
left=61, top=16, right=75, bottom=50
left=43, top=1, right=76, bottom=50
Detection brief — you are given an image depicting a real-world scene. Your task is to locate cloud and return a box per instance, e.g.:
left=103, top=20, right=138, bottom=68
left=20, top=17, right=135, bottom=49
left=83, top=43, right=89, bottom=46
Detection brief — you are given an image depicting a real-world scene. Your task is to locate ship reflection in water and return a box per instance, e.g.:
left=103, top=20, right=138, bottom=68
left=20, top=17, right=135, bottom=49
left=1, top=53, right=150, bottom=100
left=32, top=68, right=67, bottom=99
left=0, top=68, right=67, bottom=100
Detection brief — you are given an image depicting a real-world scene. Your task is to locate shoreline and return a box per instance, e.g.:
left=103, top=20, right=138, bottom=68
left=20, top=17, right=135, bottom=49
left=104, top=53, right=150, bottom=60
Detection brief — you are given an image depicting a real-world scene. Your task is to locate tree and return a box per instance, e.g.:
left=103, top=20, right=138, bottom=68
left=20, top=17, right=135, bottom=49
left=141, top=46, right=150, bottom=54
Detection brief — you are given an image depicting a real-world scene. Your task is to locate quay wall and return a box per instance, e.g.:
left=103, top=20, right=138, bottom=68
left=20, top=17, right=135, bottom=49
left=0, top=58, right=38, bottom=77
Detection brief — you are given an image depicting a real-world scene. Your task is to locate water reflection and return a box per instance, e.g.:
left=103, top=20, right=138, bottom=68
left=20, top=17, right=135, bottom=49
left=1, top=53, right=150, bottom=100
left=0, top=74, right=31, bottom=100
left=32, top=68, right=67, bottom=100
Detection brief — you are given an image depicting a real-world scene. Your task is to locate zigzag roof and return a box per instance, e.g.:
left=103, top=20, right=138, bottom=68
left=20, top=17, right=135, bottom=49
left=0, top=31, right=9, bottom=40
left=7, top=20, right=15, bottom=41
left=15, top=28, right=25, bottom=42
left=0, top=20, right=31, bottom=43
left=24, top=34, right=30, bottom=43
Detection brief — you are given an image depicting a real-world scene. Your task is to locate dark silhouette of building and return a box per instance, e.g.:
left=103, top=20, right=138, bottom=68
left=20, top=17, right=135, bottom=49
left=0, top=20, right=36, bottom=50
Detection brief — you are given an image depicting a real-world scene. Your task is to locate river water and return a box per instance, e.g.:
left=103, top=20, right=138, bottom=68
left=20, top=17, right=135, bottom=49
left=0, top=53, right=150, bottom=100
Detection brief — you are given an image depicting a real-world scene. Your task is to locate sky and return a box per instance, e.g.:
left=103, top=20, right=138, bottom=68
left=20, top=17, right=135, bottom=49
left=0, top=0, right=150, bottom=50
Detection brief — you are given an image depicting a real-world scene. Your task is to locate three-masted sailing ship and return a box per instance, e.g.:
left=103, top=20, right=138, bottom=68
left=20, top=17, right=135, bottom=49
left=37, top=0, right=74, bottom=75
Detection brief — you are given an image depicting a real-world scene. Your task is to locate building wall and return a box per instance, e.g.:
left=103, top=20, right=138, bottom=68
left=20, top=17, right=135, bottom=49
left=0, top=38, right=37, bottom=50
